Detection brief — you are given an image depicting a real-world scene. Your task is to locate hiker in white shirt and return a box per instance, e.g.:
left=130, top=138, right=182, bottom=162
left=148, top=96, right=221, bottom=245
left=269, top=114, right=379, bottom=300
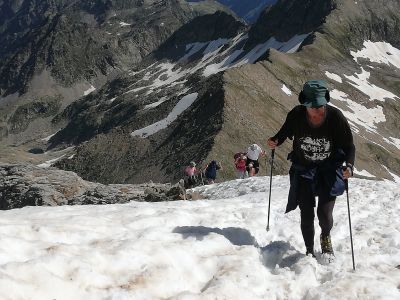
left=246, top=144, right=266, bottom=176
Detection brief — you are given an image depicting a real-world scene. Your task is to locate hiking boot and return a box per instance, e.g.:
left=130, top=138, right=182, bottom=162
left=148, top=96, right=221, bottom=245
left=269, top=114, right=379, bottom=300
left=320, top=234, right=334, bottom=255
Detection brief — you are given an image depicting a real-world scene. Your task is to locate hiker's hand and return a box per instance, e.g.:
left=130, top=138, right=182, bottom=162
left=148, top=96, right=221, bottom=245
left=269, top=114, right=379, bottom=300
left=267, top=138, right=278, bottom=150
left=342, top=164, right=353, bottom=180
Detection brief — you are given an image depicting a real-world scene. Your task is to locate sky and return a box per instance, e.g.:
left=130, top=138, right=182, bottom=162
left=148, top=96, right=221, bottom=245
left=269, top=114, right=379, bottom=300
left=0, top=175, right=399, bottom=299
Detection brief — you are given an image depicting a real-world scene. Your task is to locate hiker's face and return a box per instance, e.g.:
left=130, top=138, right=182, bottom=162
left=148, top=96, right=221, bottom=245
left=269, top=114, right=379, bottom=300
left=306, top=106, right=326, bottom=118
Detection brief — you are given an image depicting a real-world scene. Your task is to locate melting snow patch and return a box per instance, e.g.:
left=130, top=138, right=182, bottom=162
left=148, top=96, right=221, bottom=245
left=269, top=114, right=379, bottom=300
left=330, top=89, right=386, bottom=132
left=38, top=155, right=65, bottom=168
left=130, top=33, right=310, bottom=89
left=382, top=165, right=400, bottom=183
left=41, top=129, right=61, bottom=142
left=234, top=34, right=310, bottom=68
left=131, top=93, right=198, bottom=138
left=181, top=42, right=209, bottom=61
left=325, top=71, right=343, bottom=83
left=119, top=22, right=131, bottom=27
left=344, top=68, right=399, bottom=102
left=382, top=137, right=400, bottom=150
left=330, top=89, right=348, bottom=101
left=203, top=50, right=244, bottom=76
left=143, top=97, right=168, bottom=110
left=278, top=33, right=310, bottom=53
left=83, top=85, right=96, bottom=96
left=281, top=84, right=292, bottom=96
left=351, top=41, right=400, bottom=69
left=124, top=86, right=148, bottom=95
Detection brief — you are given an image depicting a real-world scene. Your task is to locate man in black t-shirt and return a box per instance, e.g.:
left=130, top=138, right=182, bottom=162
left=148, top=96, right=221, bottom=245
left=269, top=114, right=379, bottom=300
left=267, top=80, right=355, bottom=259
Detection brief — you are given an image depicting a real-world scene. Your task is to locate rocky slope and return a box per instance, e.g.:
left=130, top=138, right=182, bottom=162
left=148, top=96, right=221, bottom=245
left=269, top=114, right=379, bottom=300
left=2, top=0, right=399, bottom=185
left=0, top=0, right=230, bottom=148
left=0, top=163, right=187, bottom=210
left=45, top=0, right=400, bottom=184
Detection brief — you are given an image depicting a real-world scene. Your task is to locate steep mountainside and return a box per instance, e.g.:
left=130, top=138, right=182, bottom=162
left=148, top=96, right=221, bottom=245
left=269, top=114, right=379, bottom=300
left=2, top=0, right=399, bottom=185
left=211, top=0, right=400, bottom=180
left=0, top=0, right=228, bottom=148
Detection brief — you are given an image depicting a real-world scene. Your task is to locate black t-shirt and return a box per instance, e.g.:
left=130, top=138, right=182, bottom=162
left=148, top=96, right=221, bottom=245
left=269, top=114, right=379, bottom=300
left=272, top=105, right=355, bottom=166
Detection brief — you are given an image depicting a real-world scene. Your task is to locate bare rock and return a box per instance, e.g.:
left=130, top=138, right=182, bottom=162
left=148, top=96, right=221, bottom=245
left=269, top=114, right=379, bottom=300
left=0, top=163, right=186, bottom=210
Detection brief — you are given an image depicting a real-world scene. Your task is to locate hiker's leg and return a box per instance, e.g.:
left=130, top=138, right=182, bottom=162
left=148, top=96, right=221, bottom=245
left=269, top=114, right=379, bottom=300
left=317, top=196, right=336, bottom=237
left=298, top=178, right=316, bottom=252
left=254, top=160, right=260, bottom=175
left=248, top=160, right=255, bottom=176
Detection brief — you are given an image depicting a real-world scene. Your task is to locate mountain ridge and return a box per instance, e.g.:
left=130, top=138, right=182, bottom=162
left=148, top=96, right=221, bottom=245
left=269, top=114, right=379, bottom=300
left=1, top=0, right=399, bottom=184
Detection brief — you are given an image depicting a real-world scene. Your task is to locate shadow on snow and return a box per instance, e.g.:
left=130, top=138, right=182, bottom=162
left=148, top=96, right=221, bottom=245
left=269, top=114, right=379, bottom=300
left=173, top=226, right=304, bottom=270
left=173, top=226, right=258, bottom=246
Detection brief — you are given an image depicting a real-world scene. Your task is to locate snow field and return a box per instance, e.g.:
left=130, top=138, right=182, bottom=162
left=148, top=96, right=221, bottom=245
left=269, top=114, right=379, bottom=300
left=0, top=176, right=399, bottom=299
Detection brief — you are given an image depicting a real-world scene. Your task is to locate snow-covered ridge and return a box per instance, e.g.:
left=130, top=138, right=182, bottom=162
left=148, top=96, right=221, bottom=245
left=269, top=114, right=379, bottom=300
left=129, top=32, right=309, bottom=93
left=0, top=176, right=398, bottom=299
left=125, top=33, right=309, bottom=138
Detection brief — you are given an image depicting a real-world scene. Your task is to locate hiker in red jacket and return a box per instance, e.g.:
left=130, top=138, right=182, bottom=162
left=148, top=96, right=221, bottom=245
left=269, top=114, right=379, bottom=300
left=234, top=153, right=247, bottom=179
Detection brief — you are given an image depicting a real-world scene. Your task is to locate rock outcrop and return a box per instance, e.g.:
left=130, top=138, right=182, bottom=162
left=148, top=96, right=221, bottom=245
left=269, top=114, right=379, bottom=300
left=0, top=164, right=187, bottom=210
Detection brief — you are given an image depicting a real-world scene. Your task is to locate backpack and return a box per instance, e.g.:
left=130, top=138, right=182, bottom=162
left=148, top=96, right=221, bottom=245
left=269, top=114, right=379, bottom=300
left=235, top=158, right=246, bottom=171
left=205, top=160, right=219, bottom=179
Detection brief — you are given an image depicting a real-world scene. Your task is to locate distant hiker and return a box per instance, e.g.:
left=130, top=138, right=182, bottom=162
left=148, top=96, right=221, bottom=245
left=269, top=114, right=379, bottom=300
left=234, top=152, right=248, bottom=179
left=184, top=161, right=198, bottom=189
left=267, top=80, right=355, bottom=259
left=204, top=160, right=222, bottom=184
left=246, top=144, right=266, bottom=176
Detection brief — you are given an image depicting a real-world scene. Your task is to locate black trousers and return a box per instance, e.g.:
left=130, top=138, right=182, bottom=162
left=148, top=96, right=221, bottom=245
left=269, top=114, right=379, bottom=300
left=297, top=177, right=336, bottom=251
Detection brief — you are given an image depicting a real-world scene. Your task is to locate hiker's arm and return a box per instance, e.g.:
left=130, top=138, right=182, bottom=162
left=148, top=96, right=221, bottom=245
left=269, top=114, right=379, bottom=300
left=336, top=110, right=355, bottom=179
left=268, top=108, right=295, bottom=148
left=336, top=111, right=355, bottom=166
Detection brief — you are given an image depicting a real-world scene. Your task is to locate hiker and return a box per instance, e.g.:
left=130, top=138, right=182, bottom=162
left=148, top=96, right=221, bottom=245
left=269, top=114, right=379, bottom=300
left=184, top=161, right=199, bottom=189
left=234, top=152, right=248, bottom=179
left=204, top=160, right=222, bottom=184
left=267, top=80, right=355, bottom=258
left=246, top=144, right=266, bottom=176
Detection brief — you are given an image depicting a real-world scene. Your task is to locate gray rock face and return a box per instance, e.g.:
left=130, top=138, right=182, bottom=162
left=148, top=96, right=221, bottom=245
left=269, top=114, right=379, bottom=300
left=0, top=0, right=198, bottom=96
left=0, top=163, right=186, bottom=210
left=0, top=0, right=232, bottom=147
left=247, top=0, right=336, bottom=47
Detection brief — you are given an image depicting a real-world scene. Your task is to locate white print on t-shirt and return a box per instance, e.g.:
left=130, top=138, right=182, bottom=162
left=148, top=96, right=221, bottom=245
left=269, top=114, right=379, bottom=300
left=300, top=137, right=331, bottom=161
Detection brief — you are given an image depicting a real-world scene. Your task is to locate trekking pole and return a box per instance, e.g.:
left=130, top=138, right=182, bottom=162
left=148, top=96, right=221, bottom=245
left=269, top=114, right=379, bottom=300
left=345, top=179, right=356, bottom=271
left=200, top=170, right=205, bottom=185
left=266, top=149, right=275, bottom=231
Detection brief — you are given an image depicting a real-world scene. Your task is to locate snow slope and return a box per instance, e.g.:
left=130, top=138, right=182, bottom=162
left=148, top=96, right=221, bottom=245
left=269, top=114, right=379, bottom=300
left=0, top=176, right=399, bottom=299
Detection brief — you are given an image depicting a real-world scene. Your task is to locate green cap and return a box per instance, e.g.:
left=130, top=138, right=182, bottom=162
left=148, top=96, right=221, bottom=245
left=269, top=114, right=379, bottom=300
left=302, top=80, right=328, bottom=108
